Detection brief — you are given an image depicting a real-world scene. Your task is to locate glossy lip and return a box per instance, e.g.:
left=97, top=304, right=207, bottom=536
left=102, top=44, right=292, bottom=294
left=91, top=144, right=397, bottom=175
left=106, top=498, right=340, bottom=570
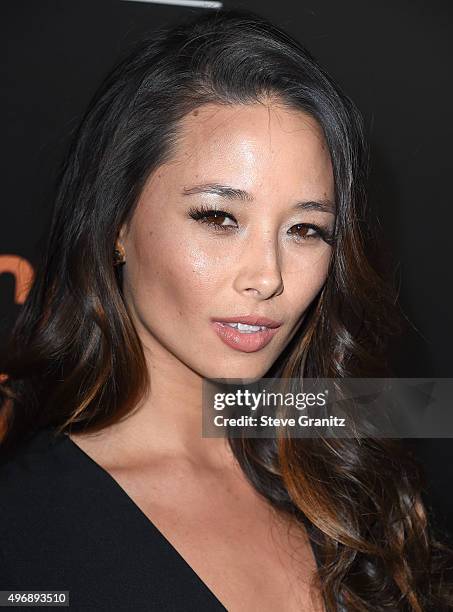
left=210, top=315, right=283, bottom=328
left=210, top=316, right=283, bottom=353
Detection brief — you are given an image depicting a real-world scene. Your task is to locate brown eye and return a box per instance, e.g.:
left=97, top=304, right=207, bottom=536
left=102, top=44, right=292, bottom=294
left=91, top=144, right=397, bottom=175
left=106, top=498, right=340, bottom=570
left=289, top=224, right=321, bottom=240
left=188, top=206, right=237, bottom=231
left=202, top=211, right=235, bottom=228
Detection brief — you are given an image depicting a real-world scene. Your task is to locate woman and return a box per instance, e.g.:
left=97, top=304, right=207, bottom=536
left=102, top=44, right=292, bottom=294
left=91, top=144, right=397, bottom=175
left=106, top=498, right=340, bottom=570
left=0, top=8, right=452, bottom=611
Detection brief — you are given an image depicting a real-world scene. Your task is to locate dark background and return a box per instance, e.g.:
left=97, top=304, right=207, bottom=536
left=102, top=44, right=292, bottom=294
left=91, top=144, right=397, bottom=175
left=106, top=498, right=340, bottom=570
left=1, top=1, right=452, bottom=532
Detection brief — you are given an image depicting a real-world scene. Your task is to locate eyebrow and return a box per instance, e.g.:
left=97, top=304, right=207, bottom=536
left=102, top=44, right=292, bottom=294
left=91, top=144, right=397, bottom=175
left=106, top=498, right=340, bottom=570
left=181, top=182, right=336, bottom=214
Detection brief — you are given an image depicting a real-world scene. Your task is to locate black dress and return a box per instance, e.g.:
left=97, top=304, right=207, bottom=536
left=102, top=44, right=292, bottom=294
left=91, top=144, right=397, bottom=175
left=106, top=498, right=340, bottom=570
left=0, top=427, right=322, bottom=611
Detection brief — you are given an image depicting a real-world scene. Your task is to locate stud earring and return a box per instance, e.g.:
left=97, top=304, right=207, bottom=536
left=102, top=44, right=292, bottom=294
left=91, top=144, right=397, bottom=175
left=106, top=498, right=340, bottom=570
left=113, top=242, right=126, bottom=266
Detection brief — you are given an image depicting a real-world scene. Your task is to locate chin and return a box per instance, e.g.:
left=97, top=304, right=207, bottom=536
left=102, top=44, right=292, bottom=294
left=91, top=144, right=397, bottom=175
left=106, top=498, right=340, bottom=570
left=202, top=362, right=271, bottom=385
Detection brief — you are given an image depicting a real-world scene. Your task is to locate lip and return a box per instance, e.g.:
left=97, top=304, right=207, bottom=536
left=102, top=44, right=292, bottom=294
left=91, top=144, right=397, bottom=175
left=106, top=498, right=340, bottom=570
left=210, top=315, right=283, bottom=328
left=210, top=315, right=283, bottom=353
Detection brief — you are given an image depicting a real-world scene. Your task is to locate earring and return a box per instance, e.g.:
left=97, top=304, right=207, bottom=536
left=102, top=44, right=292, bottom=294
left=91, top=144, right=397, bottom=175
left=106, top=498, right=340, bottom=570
left=113, top=242, right=126, bottom=266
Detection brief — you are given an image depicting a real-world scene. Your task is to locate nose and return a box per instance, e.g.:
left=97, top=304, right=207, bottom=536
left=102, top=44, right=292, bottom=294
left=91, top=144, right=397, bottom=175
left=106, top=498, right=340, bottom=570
left=233, top=231, right=284, bottom=300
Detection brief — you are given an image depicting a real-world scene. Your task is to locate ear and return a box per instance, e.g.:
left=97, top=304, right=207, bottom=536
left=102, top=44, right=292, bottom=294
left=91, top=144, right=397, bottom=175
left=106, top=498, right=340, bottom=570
left=113, top=224, right=127, bottom=267
left=116, top=222, right=128, bottom=248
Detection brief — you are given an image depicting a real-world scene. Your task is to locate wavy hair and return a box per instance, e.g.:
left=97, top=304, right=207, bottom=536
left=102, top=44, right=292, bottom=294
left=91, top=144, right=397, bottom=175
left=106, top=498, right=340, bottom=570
left=1, top=9, right=452, bottom=611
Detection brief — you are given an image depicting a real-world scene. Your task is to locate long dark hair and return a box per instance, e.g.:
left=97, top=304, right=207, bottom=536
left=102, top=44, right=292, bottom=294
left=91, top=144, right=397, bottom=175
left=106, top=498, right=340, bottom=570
left=1, top=9, right=452, bottom=611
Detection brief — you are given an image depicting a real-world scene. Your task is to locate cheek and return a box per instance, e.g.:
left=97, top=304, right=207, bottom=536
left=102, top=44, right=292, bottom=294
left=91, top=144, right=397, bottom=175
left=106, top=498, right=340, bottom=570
left=286, top=247, right=331, bottom=310
left=126, top=225, right=219, bottom=319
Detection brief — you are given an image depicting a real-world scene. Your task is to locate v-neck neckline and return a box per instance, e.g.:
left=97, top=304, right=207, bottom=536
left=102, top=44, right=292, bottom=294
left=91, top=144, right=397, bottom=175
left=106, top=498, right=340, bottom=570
left=46, top=426, right=322, bottom=611
left=53, top=428, right=228, bottom=611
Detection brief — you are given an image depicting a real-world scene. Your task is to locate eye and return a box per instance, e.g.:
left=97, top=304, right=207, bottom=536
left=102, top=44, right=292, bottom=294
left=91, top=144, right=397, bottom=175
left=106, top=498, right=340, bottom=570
left=288, top=223, right=335, bottom=245
left=188, top=205, right=237, bottom=231
left=188, top=205, right=335, bottom=245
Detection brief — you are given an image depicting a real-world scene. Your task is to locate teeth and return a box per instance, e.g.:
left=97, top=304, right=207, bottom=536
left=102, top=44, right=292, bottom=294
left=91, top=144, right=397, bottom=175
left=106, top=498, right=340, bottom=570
left=224, top=322, right=267, bottom=333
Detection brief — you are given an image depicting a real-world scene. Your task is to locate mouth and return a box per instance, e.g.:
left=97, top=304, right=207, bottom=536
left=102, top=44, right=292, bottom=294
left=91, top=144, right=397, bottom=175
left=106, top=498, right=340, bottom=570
left=210, top=316, right=283, bottom=353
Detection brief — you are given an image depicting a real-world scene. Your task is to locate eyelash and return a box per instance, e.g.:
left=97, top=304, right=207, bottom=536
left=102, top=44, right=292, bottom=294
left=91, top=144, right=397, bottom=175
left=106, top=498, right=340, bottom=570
left=188, top=204, right=335, bottom=245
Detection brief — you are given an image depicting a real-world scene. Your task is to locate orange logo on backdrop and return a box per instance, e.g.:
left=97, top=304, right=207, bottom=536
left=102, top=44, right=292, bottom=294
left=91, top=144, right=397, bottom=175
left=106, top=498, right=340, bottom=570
left=0, top=254, right=35, bottom=304
left=0, top=255, right=34, bottom=428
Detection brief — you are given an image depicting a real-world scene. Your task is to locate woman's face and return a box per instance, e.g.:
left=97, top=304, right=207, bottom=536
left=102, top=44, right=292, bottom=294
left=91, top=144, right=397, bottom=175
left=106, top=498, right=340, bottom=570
left=119, top=101, right=335, bottom=381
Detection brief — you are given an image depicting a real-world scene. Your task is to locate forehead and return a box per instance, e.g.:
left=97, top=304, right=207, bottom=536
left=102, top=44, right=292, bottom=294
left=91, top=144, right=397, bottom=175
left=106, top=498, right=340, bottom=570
left=175, top=101, right=327, bottom=156
left=164, top=102, right=333, bottom=191
left=135, top=102, right=334, bottom=214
